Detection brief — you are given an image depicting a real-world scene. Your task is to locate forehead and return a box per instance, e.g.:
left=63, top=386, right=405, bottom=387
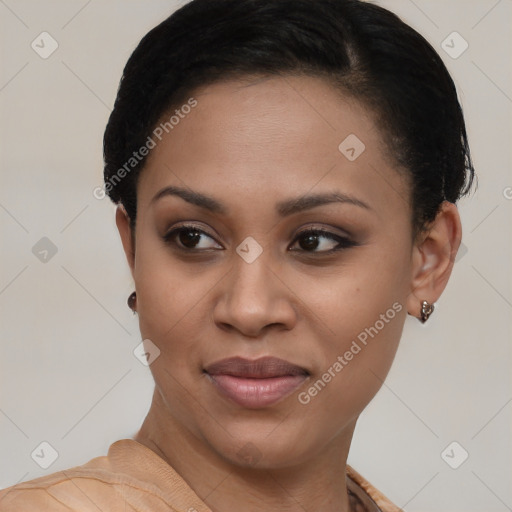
left=138, top=75, right=410, bottom=224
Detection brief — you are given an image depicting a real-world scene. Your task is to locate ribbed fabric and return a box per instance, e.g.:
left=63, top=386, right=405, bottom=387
left=346, top=465, right=403, bottom=512
left=0, top=439, right=401, bottom=511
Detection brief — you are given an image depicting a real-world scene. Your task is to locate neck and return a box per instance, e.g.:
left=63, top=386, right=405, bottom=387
left=134, top=388, right=357, bottom=512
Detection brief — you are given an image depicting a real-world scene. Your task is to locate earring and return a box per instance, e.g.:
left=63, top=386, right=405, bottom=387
left=127, top=291, right=137, bottom=313
left=419, top=300, right=434, bottom=323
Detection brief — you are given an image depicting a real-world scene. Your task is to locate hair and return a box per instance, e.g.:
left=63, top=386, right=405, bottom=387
left=103, top=0, right=476, bottom=242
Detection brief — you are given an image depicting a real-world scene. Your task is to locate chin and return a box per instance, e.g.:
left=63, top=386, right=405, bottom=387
left=201, top=420, right=321, bottom=470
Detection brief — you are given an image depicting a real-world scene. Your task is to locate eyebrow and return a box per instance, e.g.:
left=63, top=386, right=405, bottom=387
left=151, top=185, right=373, bottom=216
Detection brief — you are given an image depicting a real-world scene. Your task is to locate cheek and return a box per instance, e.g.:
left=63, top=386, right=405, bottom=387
left=301, top=242, right=408, bottom=336
left=297, top=305, right=404, bottom=429
left=297, top=247, right=407, bottom=403
left=134, top=228, right=208, bottom=311
left=133, top=240, right=208, bottom=356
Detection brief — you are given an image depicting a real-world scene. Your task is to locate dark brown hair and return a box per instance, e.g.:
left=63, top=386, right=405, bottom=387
left=103, top=0, right=476, bottom=241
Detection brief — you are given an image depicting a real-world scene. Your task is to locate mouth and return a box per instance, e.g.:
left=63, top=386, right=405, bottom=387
left=204, top=356, right=309, bottom=409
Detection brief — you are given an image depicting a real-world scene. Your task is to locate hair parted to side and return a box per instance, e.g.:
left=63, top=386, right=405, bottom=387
left=103, top=0, right=476, bottom=242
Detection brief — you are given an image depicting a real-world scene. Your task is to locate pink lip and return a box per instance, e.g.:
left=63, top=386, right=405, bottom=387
left=204, top=356, right=309, bottom=409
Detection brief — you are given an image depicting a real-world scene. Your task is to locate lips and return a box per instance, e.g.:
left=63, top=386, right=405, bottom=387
left=205, top=356, right=308, bottom=378
left=204, top=356, right=309, bottom=409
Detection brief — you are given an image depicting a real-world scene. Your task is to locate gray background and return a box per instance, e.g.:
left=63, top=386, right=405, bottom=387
left=0, top=1, right=511, bottom=510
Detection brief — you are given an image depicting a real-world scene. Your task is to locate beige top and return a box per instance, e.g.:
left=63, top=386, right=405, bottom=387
left=0, top=439, right=403, bottom=512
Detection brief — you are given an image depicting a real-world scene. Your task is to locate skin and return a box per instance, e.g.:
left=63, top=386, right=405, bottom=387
left=116, top=74, right=462, bottom=512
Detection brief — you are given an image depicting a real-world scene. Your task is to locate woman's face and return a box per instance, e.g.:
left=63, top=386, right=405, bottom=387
left=123, top=75, right=417, bottom=468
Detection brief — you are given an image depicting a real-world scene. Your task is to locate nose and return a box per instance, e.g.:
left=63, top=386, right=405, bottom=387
left=212, top=250, right=298, bottom=338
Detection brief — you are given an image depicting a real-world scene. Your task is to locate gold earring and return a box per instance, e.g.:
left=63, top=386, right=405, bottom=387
left=419, top=300, right=434, bottom=323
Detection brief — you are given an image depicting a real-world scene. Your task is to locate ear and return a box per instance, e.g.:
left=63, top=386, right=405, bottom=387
left=406, top=201, right=463, bottom=318
left=115, top=205, right=135, bottom=276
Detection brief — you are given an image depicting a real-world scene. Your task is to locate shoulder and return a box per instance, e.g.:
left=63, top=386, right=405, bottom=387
left=0, top=453, right=130, bottom=512
left=0, top=439, right=209, bottom=512
left=1, top=440, right=141, bottom=511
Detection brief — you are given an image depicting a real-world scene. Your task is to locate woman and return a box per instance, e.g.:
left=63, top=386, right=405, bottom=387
left=0, top=0, right=475, bottom=510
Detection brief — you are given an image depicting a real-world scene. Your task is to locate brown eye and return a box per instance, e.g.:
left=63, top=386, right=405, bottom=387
left=178, top=228, right=202, bottom=248
left=290, top=228, right=356, bottom=253
left=163, top=225, right=222, bottom=251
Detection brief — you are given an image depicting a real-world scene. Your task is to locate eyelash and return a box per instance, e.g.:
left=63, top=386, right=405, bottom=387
left=162, top=224, right=357, bottom=255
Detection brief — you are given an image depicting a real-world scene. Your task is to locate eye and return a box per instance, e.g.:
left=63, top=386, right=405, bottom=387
left=163, top=224, right=357, bottom=254
left=289, top=228, right=357, bottom=254
left=163, top=224, right=222, bottom=251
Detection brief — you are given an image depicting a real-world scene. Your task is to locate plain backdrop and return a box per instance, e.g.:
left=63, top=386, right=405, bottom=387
left=0, top=1, right=511, bottom=511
